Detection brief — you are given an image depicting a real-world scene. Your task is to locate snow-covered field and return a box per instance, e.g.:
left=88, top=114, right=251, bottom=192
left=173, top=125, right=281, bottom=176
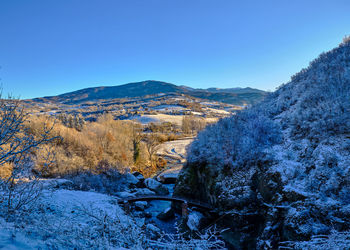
left=128, top=114, right=218, bottom=126
left=205, top=108, right=230, bottom=115
left=152, top=105, right=185, bottom=112
left=128, top=114, right=184, bottom=125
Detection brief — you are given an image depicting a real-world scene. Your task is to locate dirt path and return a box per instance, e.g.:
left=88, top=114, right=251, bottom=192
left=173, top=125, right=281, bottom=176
left=156, top=138, right=193, bottom=182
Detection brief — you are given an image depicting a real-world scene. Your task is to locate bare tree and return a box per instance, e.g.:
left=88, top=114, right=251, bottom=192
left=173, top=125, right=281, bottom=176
left=342, top=35, right=350, bottom=45
left=143, top=134, right=160, bottom=171
left=0, top=96, right=56, bottom=213
left=182, top=115, right=207, bottom=135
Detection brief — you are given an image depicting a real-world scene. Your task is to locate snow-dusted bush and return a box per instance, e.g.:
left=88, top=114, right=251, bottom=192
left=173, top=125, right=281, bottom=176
left=68, top=166, right=125, bottom=194
left=263, top=39, right=350, bottom=139
left=283, top=230, right=350, bottom=250
left=187, top=108, right=281, bottom=170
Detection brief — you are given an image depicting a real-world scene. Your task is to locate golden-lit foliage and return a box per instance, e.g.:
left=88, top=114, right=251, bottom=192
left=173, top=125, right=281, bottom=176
left=181, top=115, right=207, bottom=135
left=0, top=163, right=12, bottom=179
left=27, top=114, right=142, bottom=177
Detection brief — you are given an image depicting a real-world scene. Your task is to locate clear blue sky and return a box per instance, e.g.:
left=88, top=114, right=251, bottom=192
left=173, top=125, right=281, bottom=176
left=0, top=0, right=349, bottom=99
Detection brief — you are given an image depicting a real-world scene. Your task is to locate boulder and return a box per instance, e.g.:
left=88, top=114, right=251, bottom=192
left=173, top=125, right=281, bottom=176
left=144, top=178, right=169, bottom=195
left=115, top=191, right=135, bottom=199
left=134, top=201, right=148, bottom=211
left=144, top=211, right=152, bottom=218
left=132, top=172, right=145, bottom=182
left=157, top=167, right=181, bottom=184
left=156, top=206, right=175, bottom=221
left=124, top=173, right=140, bottom=187
left=157, top=173, right=178, bottom=184
left=146, top=224, right=161, bottom=239
left=187, top=211, right=205, bottom=231
left=134, top=188, right=156, bottom=196
left=135, top=218, right=145, bottom=227
left=40, top=179, right=73, bottom=189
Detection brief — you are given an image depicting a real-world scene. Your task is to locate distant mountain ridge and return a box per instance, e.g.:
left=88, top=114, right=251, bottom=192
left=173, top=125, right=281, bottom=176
left=32, top=80, right=267, bottom=105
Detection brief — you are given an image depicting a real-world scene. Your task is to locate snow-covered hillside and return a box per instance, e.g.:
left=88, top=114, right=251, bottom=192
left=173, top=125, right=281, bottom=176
left=174, top=39, right=350, bottom=249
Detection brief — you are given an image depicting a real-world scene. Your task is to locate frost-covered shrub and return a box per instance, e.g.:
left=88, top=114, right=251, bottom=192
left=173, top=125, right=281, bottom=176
left=187, top=109, right=281, bottom=170
left=289, top=230, right=350, bottom=250
left=69, top=166, right=125, bottom=194
left=262, top=40, right=350, bottom=139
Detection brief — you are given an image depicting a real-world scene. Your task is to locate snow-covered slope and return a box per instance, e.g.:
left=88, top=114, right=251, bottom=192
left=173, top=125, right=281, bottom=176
left=174, top=40, right=350, bottom=249
left=0, top=189, right=140, bottom=249
left=0, top=184, right=225, bottom=249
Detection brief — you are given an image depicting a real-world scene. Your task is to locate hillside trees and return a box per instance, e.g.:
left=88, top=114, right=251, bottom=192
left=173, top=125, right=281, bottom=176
left=57, top=113, right=85, bottom=131
left=182, top=115, right=207, bottom=135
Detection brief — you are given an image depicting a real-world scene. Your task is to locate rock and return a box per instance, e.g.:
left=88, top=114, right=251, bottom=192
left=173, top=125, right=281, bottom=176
left=41, top=179, right=73, bottom=189
left=157, top=174, right=178, bottom=184
left=55, top=179, right=74, bottom=188
left=146, top=224, right=161, bottom=239
left=144, top=211, right=152, bottom=218
left=156, top=206, right=175, bottom=221
left=134, top=201, right=148, bottom=211
left=132, top=172, right=146, bottom=188
left=135, top=218, right=145, bottom=227
left=132, top=172, right=145, bottom=182
left=144, top=178, right=169, bottom=195
left=134, top=188, right=156, bottom=196
left=115, top=191, right=135, bottom=199
left=157, top=167, right=181, bottom=184
left=144, top=178, right=161, bottom=190
left=187, top=211, right=205, bottom=231
left=146, top=223, right=161, bottom=233
left=124, top=173, right=140, bottom=187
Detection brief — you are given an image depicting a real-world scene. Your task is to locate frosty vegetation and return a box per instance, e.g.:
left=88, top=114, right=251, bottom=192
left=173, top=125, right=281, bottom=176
left=188, top=109, right=281, bottom=170
left=265, top=39, right=350, bottom=139
left=178, top=38, right=350, bottom=248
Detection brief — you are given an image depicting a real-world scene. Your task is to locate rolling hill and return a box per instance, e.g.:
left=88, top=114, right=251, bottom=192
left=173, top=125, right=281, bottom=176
left=32, top=80, right=267, bottom=105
